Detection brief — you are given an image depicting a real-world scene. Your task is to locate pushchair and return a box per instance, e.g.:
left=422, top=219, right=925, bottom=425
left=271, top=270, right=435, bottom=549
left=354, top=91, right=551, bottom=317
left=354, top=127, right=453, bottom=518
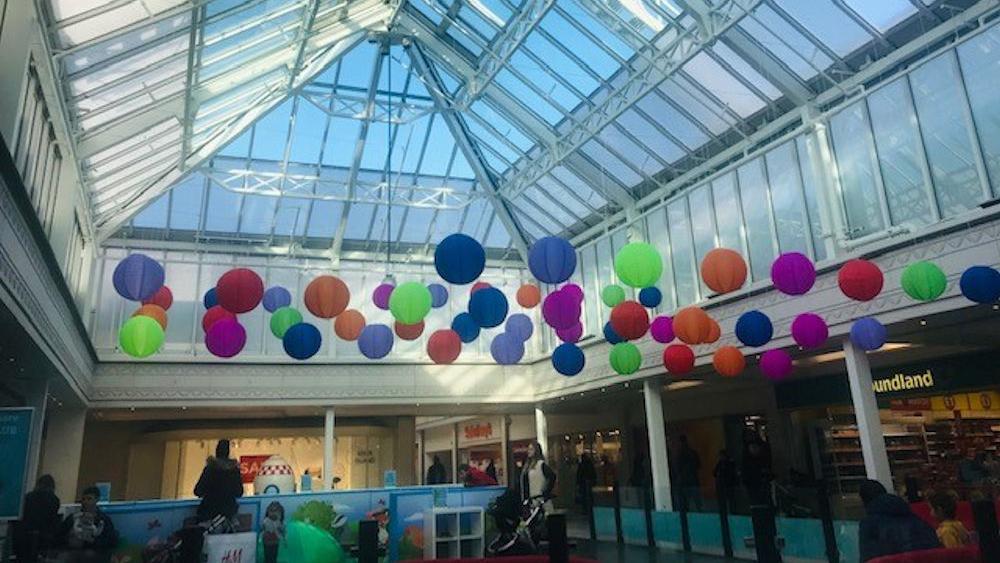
left=486, top=489, right=549, bottom=556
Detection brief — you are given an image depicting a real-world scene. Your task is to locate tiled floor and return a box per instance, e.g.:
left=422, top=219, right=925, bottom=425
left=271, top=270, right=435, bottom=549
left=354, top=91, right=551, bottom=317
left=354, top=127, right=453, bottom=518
left=572, top=539, right=735, bottom=562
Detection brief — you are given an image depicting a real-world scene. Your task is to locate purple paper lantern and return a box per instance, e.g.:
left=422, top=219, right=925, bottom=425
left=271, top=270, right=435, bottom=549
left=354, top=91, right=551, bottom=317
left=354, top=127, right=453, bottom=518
left=561, top=283, right=584, bottom=304
left=205, top=318, right=246, bottom=358
left=113, top=254, right=165, bottom=301
left=760, top=349, right=793, bottom=381
left=373, top=283, right=394, bottom=310
left=791, top=313, right=828, bottom=349
left=650, top=316, right=675, bottom=344
left=505, top=313, right=534, bottom=342
left=542, top=290, right=580, bottom=330
left=556, top=322, right=583, bottom=343
left=850, top=317, right=887, bottom=351
left=262, top=286, right=292, bottom=313
left=358, top=324, right=394, bottom=359
left=491, top=332, right=525, bottom=365
left=428, top=283, right=449, bottom=308
left=771, top=252, right=816, bottom=296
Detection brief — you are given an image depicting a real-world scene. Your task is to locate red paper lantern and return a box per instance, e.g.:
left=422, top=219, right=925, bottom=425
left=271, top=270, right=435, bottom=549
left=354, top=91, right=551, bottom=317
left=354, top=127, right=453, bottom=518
left=516, top=284, right=541, bottom=308
left=142, top=286, right=173, bottom=311
left=395, top=320, right=425, bottom=341
left=700, top=248, right=747, bottom=295
left=304, top=275, right=350, bottom=319
left=132, top=304, right=167, bottom=330
left=838, top=259, right=884, bottom=301
left=609, top=300, right=649, bottom=341
left=334, top=309, right=365, bottom=341
left=712, top=346, right=745, bottom=377
left=673, top=307, right=712, bottom=345
left=663, top=344, right=695, bottom=376
left=427, top=329, right=461, bottom=364
left=216, top=268, right=264, bottom=313
left=471, top=281, right=492, bottom=295
left=202, top=305, right=235, bottom=333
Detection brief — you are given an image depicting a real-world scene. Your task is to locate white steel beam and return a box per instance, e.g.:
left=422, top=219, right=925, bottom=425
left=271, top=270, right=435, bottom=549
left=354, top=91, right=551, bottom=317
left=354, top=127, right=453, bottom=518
left=720, top=26, right=812, bottom=105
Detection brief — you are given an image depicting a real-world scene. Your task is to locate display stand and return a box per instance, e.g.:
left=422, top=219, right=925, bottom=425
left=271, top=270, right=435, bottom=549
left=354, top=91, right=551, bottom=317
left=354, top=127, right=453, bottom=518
left=423, top=506, right=484, bottom=559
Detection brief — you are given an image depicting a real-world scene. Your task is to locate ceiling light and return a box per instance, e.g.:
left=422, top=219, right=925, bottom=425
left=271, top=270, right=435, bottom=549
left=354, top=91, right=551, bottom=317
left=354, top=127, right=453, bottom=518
left=667, top=381, right=704, bottom=391
left=919, top=319, right=927, bottom=326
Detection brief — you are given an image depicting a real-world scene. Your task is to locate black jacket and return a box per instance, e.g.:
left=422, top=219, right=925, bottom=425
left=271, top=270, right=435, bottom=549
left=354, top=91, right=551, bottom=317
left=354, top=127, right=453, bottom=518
left=519, top=461, right=556, bottom=502
left=194, top=456, right=243, bottom=521
left=59, top=509, right=117, bottom=550
left=21, top=489, right=61, bottom=534
left=859, top=493, right=940, bottom=561
left=426, top=462, right=447, bottom=485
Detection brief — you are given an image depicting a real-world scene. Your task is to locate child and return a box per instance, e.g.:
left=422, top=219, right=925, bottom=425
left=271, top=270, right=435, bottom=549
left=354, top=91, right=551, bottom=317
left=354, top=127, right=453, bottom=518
left=261, top=501, right=286, bottom=563
left=929, top=491, right=971, bottom=548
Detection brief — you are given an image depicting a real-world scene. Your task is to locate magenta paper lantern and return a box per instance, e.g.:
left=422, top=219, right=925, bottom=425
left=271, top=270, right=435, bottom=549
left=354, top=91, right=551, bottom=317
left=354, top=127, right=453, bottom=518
left=542, top=290, right=580, bottom=330
left=561, top=283, right=584, bottom=304
left=205, top=318, right=246, bottom=358
left=373, top=283, right=394, bottom=310
left=771, top=252, right=816, bottom=296
left=760, top=349, right=793, bottom=381
left=650, top=316, right=674, bottom=344
left=556, top=321, right=583, bottom=343
left=790, top=313, right=828, bottom=349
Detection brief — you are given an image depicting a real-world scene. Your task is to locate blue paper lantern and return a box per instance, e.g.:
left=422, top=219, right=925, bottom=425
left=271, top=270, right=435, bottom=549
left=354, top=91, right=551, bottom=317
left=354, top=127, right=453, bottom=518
left=112, top=254, right=165, bottom=301
left=203, top=287, right=218, bottom=309
left=451, top=313, right=481, bottom=343
left=638, top=287, right=662, bottom=308
left=469, top=287, right=509, bottom=328
left=282, top=323, right=322, bottom=360
left=528, top=236, right=577, bottom=284
left=850, top=317, right=887, bottom=351
left=262, top=286, right=292, bottom=313
left=358, top=324, right=394, bottom=359
left=428, top=283, right=449, bottom=308
left=505, top=313, right=534, bottom=342
left=735, top=310, right=773, bottom=348
left=435, top=234, right=485, bottom=285
left=960, top=265, right=1000, bottom=304
left=552, top=343, right=585, bottom=376
left=603, top=322, right=623, bottom=344
left=491, top=333, right=525, bottom=365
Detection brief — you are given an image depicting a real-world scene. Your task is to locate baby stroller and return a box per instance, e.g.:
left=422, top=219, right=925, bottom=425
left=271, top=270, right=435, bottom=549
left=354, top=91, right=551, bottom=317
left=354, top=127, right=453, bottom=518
left=486, top=489, right=549, bottom=556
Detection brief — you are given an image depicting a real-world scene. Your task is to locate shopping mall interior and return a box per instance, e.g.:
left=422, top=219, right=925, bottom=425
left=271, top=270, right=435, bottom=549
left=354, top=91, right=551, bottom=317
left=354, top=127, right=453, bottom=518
left=3, top=1, right=1000, bottom=562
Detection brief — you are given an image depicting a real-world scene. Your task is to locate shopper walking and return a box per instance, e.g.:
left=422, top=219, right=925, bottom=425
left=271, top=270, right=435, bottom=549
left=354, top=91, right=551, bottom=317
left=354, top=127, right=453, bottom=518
left=520, top=442, right=556, bottom=508
left=485, top=458, right=498, bottom=483
left=576, top=453, right=597, bottom=509
left=426, top=455, right=447, bottom=485
left=12, top=474, right=61, bottom=563
left=675, top=436, right=702, bottom=512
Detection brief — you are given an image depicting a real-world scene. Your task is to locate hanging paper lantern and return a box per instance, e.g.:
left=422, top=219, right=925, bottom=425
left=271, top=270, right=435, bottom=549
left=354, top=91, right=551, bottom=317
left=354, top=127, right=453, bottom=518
left=850, top=317, right=887, bottom=351
left=435, top=233, right=485, bottom=284
left=216, top=268, right=264, bottom=314
left=552, top=343, right=585, bottom=376
left=451, top=313, right=481, bottom=343
left=713, top=346, right=745, bottom=378
left=471, top=281, right=492, bottom=295
left=394, top=320, right=425, bottom=341
left=556, top=321, right=583, bottom=343
left=705, top=318, right=721, bottom=344
left=334, top=309, right=365, bottom=341
left=700, top=248, right=747, bottom=295
left=601, top=285, right=626, bottom=307
left=304, top=275, right=349, bottom=319
left=791, top=313, right=828, bottom=349
left=603, top=322, right=623, bottom=345
left=541, top=290, right=579, bottom=330
left=205, top=318, right=246, bottom=358
left=118, top=315, right=164, bottom=358
left=735, top=310, right=773, bottom=348
left=505, top=313, right=534, bottom=342
left=132, top=304, right=167, bottom=330
left=142, top=286, right=173, bottom=311
left=202, top=305, right=236, bottom=333
left=760, top=349, right=793, bottom=381
left=838, top=259, right=884, bottom=302
left=282, top=323, right=322, bottom=360
left=427, top=329, right=461, bottom=364
left=638, top=287, right=662, bottom=308
left=469, top=287, right=509, bottom=328
left=663, top=344, right=695, bottom=376
left=609, top=300, right=649, bottom=341
left=270, top=307, right=303, bottom=339
left=203, top=287, right=218, bottom=309
left=358, top=324, right=393, bottom=359
left=561, top=283, right=584, bottom=304
left=609, top=342, right=642, bottom=375
left=959, top=265, right=1000, bottom=304
left=771, top=252, right=816, bottom=296
left=491, top=333, right=525, bottom=365
left=428, top=283, right=449, bottom=308
left=113, top=254, right=165, bottom=301
left=373, top=283, right=394, bottom=310
left=614, top=242, right=663, bottom=288
left=900, top=261, right=946, bottom=301
left=389, top=282, right=432, bottom=325
left=262, top=286, right=292, bottom=313
left=673, top=307, right=712, bottom=345
left=650, top=316, right=674, bottom=344
left=528, top=236, right=577, bottom=284
left=516, top=284, right=541, bottom=308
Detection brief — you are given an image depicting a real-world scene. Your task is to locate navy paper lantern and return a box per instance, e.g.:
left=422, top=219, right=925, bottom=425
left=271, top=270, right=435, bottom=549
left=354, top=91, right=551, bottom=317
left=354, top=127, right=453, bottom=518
left=262, top=286, right=292, bottom=313
left=505, top=313, right=534, bottom=342
left=428, top=283, right=449, bottom=308
left=113, top=254, right=165, bottom=301
left=638, top=287, right=662, bottom=308
left=469, top=287, right=509, bottom=328
left=451, top=313, right=481, bottom=343
left=358, top=324, right=394, bottom=359
left=552, top=343, right=585, bottom=376
left=603, top=321, right=623, bottom=344
left=282, top=322, right=322, bottom=360
left=491, top=333, right=525, bottom=365
left=850, top=317, right=887, bottom=351
left=203, top=287, right=218, bottom=309
left=435, top=233, right=485, bottom=284
left=960, top=266, right=1000, bottom=304
left=528, top=236, right=577, bottom=284
left=735, top=310, right=773, bottom=348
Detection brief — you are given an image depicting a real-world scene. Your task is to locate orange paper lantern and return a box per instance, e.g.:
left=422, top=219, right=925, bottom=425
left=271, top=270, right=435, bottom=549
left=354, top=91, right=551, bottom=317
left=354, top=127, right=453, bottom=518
left=304, top=275, right=350, bottom=319
left=700, top=248, right=747, bottom=295
left=132, top=304, right=167, bottom=330
left=673, top=307, right=712, bottom=345
left=395, top=320, right=425, bottom=341
left=712, top=346, right=745, bottom=377
left=516, top=284, right=541, bottom=308
left=705, top=318, right=721, bottom=344
left=334, top=309, right=365, bottom=341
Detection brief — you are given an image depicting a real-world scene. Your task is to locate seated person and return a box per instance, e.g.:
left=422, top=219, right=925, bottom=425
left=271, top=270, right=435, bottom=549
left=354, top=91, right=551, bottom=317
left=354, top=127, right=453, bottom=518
left=929, top=491, right=971, bottom=548
left=858, top=480, right=940, bottom=562
left=459, top=463, right=498, bottom=487
left=58, top=486, right=117, bottom=563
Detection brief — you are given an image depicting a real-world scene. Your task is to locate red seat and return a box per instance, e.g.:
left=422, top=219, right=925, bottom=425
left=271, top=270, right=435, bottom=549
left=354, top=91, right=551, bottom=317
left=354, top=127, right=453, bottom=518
left=867, top=545, right=980, bottom=563
left=909, top=500, right=999, bottom=531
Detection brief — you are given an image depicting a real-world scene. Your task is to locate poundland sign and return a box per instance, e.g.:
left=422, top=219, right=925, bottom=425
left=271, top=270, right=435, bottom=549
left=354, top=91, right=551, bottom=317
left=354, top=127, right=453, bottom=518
left=873, top=370, right=934, bottom=393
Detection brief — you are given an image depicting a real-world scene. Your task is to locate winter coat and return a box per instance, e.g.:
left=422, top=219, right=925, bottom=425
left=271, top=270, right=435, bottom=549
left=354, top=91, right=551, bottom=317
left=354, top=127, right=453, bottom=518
left=463, top=467, right=498, bottom=487
left=59, top=509, right=117, bottom=550
left=426, top=462, right=447, bottom=485
left=194, top=456, right=243, bottom=521
left=859, top=494, right=940, bottom=561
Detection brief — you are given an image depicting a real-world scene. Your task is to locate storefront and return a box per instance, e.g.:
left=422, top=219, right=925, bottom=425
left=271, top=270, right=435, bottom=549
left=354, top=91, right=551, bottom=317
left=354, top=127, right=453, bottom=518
left=418, top=415, right=535, bottom=487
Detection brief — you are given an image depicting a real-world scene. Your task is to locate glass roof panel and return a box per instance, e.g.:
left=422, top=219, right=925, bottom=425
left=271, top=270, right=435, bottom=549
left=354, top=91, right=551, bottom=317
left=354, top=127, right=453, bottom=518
left=704, top=43, right=783, bottom=101
left=739, top=5, right=834, bottom=80
left=843, top=0, right=917, bottom=32
left=681, top=52, right=766, bottom=118
left=773, top=0, right=872, bottom=56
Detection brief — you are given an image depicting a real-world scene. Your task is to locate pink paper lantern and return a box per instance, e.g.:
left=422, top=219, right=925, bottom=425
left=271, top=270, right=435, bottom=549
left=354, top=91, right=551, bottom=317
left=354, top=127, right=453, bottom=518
left=771, top=252, right=816, bottom=296
left=556, top=321, right=583, bottom=343
left=542, top=290, right=580, bottom=330
left=205, top=318, right=246, bottom=358
left=760, top=349, right=793, bottom=381
left=650, top=316, right=674, bottom=344
left=561, top=283, right=584, bottom=304
left=791, top=313, right=828, bottom=349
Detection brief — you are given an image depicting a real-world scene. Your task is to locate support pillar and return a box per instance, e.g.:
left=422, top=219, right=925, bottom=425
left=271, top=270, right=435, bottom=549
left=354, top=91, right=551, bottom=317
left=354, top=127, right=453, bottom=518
left=417, top=430, right=425, bottom=485
left=24, top=379, right=49, bottom=488
left=535, top=406, right=548, bottom=458
left=643, top=379, right=672, bottom=511
left=500, top=415, right=510, bottom=486
left=324, top=407, right=336, bottom=489
left=451, top=424, right=459, bottom=483
left=844, top=339, right=892, bottom=489
left=40, top=406, right=87, bottom=502
left=395, top=417, right=416, bottom=486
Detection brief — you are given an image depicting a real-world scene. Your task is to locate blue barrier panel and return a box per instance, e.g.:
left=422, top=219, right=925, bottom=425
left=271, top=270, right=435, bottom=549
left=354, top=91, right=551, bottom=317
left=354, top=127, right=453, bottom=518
left=835, top=520, right=860, bottom=562
left=594, top=506, right=617, bottom=540
left=688, top=512, right=725, bottom=556
left=728, top=514, right=756, bottom=560
left=651, top=510, right=682, bottom=548
left=777, top=516, right=827, bottom=560
left=620, top=507, right=648, bottom=544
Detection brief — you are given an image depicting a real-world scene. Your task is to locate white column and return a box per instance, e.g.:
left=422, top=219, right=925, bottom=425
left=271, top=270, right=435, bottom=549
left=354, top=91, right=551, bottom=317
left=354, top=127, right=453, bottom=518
left=323, top=407, right=335, bottom=489
left=643, top=379, right=673, bottom=511
left=500, top=415, right=510, bottom=486
left=802, top=112, right=845, bottom=258
left=40, top=406, right=87, bottom=502
left=417, top=430, right=425, bottom=485
left=24, top=379, right=49, bottom=487
left=451, top=424, right=459, bottom=483
left=534, top=406, right=548, bottom=458
left=844, top=339, right=892, bottom=489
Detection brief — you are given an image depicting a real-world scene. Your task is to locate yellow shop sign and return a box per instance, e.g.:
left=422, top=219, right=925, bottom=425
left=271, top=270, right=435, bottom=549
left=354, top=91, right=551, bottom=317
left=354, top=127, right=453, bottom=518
left=873, top=370, right=934, bottom=393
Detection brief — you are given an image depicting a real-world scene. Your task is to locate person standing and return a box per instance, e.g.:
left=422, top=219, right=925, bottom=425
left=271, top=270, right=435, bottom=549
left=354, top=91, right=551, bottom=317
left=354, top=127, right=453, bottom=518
left=13, top=474, right=61, bottom=563
left=485, top=458, right=498, bottom=483
left=675, top=436, right=702, bottom=512
left=426, top=455, right=447, bottom=485
left=713, top=450, right=738, bottom=511
left=520, top=442, right=556, bottom=508
left=575, top=453, right=597, bottom=510
left=261, top=501, right=287, bottom=563
left=194, top=439, right=244, bottom=527
left=742, top=440, right=773, bottom=506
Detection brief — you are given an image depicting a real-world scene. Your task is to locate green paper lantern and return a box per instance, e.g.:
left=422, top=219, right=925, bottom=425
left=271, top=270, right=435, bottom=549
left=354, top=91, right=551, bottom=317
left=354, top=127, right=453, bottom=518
left=389, top=281, right=433, bottom=325
left=601, top=284, right=626, bottom=307
left=271, top=306, right=303, bottom=338
left=609, top=342, right=642, bottom=375
left=119, top=315, right=164, bottom=358
left=614, top=242, right=663, bottom=288
left=901, top=261, right=947, bottom=301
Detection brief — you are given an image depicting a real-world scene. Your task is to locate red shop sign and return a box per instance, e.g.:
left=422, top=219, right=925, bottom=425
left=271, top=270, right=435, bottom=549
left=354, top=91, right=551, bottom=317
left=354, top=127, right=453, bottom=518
left=239, top=455, right=272, bottom=484
left=464, top=422, right=493, bottom=440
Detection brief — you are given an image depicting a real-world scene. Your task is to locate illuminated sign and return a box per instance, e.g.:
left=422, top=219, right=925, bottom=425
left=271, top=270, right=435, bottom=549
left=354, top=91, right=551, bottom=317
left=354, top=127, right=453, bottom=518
left=872, top=370, right=934, bottom=393
left=464, top=422, right=493, bottom=440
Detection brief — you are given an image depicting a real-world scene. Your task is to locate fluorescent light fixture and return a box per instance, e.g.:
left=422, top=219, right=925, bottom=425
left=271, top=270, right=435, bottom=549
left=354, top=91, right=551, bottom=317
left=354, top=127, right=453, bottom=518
left=666, top=380, right=704, bottom=391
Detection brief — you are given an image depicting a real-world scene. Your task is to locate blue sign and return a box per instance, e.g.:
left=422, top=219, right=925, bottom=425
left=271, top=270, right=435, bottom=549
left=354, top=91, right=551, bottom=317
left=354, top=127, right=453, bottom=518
left=0, top=408, right=34, bottom=520
left=383, top=469, right=397, bottom=488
